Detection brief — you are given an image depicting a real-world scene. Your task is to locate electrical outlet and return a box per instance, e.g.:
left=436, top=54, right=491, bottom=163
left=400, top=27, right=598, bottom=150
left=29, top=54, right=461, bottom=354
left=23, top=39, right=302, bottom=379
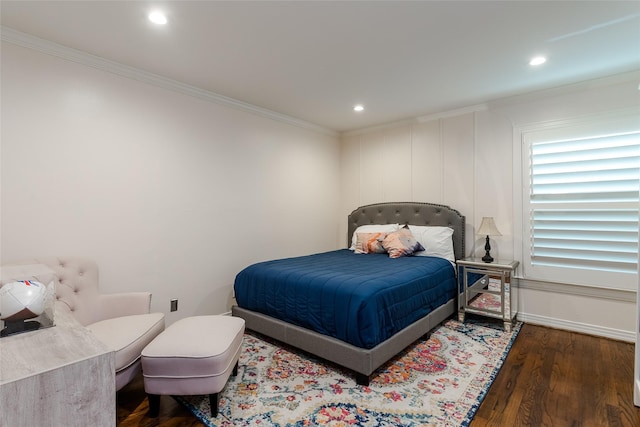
left=170, top=299, right=178, bottom=312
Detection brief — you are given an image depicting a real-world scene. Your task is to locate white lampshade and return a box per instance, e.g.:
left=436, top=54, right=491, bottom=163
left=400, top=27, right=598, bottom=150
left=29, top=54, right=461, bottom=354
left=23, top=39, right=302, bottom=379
left=477, top=217, right=502, bottom=236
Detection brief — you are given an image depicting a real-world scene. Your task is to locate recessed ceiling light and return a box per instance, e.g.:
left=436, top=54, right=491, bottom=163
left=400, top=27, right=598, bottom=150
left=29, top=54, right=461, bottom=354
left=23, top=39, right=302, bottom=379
left=354, top=104, right=364, bottom=112
left=529, top=56, right=547, bottom=66
left=148, top=11, right=167, bottom=25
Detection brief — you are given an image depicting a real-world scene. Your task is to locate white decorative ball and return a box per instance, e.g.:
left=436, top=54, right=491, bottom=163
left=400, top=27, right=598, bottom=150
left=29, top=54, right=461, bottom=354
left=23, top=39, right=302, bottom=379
left=0, top=280, right=48, bottom=321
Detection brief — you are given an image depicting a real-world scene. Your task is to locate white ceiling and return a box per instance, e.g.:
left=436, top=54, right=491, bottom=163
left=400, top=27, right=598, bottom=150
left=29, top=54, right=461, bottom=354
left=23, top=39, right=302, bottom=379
left=2, top=1, right=639, bottom=133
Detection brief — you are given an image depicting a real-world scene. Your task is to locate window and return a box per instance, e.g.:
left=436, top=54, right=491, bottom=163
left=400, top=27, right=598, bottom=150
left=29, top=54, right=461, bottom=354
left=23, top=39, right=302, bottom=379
left=521, top=112, right=639, bottom=290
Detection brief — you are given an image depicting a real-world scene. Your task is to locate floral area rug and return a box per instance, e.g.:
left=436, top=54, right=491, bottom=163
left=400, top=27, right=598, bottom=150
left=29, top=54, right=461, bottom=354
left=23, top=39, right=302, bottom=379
left=175, top=318, right=521, bottom=427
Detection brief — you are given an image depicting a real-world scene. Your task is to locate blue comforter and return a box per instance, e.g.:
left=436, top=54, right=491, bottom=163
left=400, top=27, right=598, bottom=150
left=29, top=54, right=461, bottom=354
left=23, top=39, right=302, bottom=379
left=234, top=249, right=456, bottom=349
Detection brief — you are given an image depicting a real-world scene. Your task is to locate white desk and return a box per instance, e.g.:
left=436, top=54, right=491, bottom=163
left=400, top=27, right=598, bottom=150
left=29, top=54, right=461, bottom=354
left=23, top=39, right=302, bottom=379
left=0, top=307, right=115, bottom=426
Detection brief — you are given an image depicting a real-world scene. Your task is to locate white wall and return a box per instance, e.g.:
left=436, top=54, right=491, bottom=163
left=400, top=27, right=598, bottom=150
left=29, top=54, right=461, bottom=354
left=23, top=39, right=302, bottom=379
left=2, top=38, right=638, bottom=342
left=0, top=42, right=341, bottom=323
left=340, top=72, right=640, bottom=341
left=339, top=114, right=477, bottom=248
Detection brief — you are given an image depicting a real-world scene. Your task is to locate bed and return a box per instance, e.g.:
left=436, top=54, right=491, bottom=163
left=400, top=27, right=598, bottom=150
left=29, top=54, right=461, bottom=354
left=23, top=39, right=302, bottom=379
left=231, top=202, right=465, bottom=385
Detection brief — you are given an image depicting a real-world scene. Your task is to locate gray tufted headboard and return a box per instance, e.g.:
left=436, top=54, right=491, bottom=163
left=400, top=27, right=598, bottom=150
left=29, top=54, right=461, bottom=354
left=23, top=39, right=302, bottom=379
left=347, top=202, right=466, bottom=260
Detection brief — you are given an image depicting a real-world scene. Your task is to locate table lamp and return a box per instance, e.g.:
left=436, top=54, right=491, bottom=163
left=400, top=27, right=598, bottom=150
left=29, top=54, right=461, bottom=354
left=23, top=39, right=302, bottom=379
left=477, top=217, right=501, bottom=263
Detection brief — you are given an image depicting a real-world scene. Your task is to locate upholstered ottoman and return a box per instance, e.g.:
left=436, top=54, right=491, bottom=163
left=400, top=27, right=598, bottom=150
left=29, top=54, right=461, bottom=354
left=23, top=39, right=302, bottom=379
left=141, top=315, right=245, bottom=417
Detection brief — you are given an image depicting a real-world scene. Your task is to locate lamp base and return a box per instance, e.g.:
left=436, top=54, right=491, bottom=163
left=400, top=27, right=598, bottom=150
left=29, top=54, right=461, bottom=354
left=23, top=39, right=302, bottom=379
left=482, top=235, right=493, bottom=263
left=482, top=252, right=494, bottom=263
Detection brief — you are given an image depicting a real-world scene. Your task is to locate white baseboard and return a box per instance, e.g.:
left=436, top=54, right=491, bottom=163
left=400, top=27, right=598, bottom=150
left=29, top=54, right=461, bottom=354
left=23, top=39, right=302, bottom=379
left=517, top=312, right=635, bottom=343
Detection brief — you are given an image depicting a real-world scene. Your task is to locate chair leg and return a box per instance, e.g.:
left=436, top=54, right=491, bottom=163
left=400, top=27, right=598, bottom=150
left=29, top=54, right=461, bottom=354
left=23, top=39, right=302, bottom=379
left=232, top=360, right=239, bottom=376
left=147, top=394, right=160, bottom=417
left=209, top=392, right=219, bottom=417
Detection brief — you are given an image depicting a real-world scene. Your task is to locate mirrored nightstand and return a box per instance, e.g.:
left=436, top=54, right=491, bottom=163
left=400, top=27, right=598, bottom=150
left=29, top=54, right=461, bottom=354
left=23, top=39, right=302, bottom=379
left=457, top=258, right=519, bottom=332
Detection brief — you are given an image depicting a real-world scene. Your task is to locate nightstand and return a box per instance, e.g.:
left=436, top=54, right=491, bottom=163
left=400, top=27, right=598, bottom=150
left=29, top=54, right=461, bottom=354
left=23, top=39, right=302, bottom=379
left=457, top=258, right=519, bottom=332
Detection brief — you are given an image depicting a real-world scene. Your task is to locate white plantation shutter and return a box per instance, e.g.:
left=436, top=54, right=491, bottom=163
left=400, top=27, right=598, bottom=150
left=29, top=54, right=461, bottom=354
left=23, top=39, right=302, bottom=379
left=523, top=118, right=640, bottom=290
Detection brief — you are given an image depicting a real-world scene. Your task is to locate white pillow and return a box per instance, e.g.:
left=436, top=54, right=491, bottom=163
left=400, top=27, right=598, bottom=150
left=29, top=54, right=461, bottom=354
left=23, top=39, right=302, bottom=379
left=407, top=225, right=455, bottom=262
left=349, top=224, right=399, bottom=250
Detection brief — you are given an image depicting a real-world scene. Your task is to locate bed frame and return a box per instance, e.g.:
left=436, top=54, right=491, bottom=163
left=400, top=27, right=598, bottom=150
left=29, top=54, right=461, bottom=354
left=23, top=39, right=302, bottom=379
left=232, top=201, right=465, bottom=385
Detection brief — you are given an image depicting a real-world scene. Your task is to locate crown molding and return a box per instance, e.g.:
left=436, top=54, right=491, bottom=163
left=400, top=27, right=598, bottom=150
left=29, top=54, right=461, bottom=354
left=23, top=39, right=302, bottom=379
left=486, top=69, right=640, bottom=111
left=341, top=103, right=488, bottom=138
left=415, top=103, right=488, bottom=123
left=342, top=70, right=640, bottom=138
left=340, top=117, right=418, bottom=138
left=1, top=26, right=338, bottom=138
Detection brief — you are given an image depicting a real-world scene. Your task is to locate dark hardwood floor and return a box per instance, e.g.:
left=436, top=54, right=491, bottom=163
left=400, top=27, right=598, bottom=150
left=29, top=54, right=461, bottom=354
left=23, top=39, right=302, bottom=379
left=471, top=324, right=639, bottom=427
left=117, top=323, right=640, bottom=426
left=116, top=374, right=202, bottom=427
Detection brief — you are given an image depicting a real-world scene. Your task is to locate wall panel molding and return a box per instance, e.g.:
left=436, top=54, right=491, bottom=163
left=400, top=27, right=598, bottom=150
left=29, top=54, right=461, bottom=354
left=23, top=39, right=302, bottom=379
left=519, top=278, right=636, bottom=303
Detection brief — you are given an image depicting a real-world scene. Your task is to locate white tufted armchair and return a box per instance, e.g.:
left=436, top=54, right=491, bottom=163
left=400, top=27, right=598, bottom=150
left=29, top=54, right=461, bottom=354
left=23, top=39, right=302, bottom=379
left=4, top=256, right=165, bottom=391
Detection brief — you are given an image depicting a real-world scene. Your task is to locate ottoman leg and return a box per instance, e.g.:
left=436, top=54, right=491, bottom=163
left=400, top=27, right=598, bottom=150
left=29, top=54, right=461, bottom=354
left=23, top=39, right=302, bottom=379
left=232, top=360, right=239, bottom=376
left=209, top=392, right=219, bottom=417
left=148, top=394, right=161, bottom=417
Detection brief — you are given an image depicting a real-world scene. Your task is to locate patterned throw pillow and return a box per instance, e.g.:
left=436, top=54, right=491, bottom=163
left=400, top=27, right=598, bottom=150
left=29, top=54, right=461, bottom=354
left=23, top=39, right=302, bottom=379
left=349, top=224, right=399, bottom=250
left=381, top=227, right=425, bottom=258
left=355, top=232, right=387, bottom=254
